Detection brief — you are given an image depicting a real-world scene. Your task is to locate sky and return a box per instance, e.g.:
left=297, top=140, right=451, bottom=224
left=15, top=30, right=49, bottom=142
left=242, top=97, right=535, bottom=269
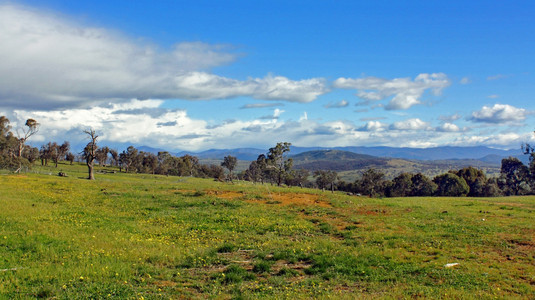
left=1, top=0, right=535, bottom=152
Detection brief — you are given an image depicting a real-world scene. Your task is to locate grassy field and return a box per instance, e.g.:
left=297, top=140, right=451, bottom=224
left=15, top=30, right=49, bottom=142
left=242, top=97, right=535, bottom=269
left=1, top=163, right=534, bottom=299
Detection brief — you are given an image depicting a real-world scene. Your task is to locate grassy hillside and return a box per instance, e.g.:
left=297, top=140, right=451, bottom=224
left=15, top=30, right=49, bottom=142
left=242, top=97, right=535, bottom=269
left=1, top=163, right=534, bottom=298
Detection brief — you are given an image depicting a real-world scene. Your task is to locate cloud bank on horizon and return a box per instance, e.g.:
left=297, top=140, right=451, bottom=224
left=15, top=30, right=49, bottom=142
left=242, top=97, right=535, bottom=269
left=1, top=3, right=534, bottom=152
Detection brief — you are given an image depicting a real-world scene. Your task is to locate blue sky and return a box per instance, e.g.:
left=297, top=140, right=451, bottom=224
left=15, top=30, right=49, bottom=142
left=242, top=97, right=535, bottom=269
left=1, top=1, right=534, bottom=151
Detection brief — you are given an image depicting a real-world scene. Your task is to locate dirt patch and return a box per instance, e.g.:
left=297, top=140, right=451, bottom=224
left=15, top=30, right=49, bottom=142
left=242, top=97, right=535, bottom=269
left=262, top=193, right=332, bottom=208
left=271, top=260, right=312, bottom=273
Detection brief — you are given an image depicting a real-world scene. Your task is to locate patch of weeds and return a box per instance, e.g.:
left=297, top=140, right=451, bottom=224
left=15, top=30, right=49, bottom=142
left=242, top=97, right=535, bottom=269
left=277, top=267, right=299, bottom=277
left=252, top=194, right=266, bottom=201
left=344, top=225, right=358, bottom=231
left=305, top=255, right=334, bottom=275
left=193, top=190, right=205, bottom=197
left=318, top=222, right=334, bottom=234
left=214, top=199, right=242, bottom=208
left=219, top=265, right=255, bottom=284
left=34, top=286, right=54, bottom=298
left=252, top=260, right=272, bottom=274
left=217, top=243, right=236, bottom=253
left=271, top=249, right=310, bottom=264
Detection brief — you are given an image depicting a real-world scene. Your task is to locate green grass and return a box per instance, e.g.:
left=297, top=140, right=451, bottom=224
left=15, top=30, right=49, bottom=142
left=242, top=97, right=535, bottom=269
left=0, top=162, right=534, bottom=298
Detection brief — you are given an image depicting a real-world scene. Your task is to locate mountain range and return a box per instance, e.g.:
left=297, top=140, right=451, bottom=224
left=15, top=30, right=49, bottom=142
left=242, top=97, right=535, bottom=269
left=157, top=145, right=525, bottom=163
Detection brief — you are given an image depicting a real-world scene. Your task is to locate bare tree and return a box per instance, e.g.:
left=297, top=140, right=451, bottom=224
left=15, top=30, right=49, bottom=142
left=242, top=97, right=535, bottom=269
left=82, top=129, right=98, bottom=180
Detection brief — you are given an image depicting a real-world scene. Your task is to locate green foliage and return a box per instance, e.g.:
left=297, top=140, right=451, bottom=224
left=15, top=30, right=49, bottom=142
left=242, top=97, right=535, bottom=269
left=433, top=172, right=469, bottom=196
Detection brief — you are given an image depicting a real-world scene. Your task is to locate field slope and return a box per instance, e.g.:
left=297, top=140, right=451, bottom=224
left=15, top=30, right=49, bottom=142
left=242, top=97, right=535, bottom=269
left=1, top=163, right=534, bottom=299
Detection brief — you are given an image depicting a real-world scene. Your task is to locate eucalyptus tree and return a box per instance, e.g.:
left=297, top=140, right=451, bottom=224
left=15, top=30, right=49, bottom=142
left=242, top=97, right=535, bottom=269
left=266, top=142, right=293, bottom=186
left=221, top=155, right=238, bottom=182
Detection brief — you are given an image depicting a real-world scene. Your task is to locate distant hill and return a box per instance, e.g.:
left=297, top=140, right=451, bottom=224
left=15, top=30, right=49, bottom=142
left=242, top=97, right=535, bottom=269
left=291, top=150, right=388, bottom=171
left=127, top=145, right=525, bottom=163
left=291, top=145, right=523, bottom=161
left=290, top=149, right=503, bottom=181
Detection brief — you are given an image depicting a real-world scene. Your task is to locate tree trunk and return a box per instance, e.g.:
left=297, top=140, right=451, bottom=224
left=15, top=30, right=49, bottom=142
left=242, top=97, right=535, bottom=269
left=87, top=160, right=95, bottom=180
left=17, top=140, right=24, bottom=157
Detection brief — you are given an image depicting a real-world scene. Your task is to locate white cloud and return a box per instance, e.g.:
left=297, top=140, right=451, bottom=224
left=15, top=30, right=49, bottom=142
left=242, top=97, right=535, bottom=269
left=469, top=104, right=528, bottom=124
left=451, top=132, right=528, bottom=147
left=358, top=121, right=387, bottom=132
left=324, top=99, right=349, bottom=108
left=436, top=122, right=460, bottom=132
left=333, top=73, right=450, bottom=110
left=487, top=94, right=499, bottom=99
left=11, top=99, right=533, bottom=152
left=0, top=5, right=327, bottom=109
left=390, top=118, right=431, bottom=131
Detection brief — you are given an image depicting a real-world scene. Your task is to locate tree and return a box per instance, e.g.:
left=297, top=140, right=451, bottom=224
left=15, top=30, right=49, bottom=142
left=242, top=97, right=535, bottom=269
left=386, top=172, right=413, bottom=197
left=410, top=173, right=437, bottom=196
left=181, top=155, right=199, bottom=177
left=286, top=169, right=310, bottom=188
left=245, top=160, right=262, bottom=183
left=142, top=152, right=158, bottom=174
left=48, top=141, right=70, bottom=167
left=456, top=167, right=487, bottom=197
left=119, top=146, right=138, bottom=173
left=16, top=119, right=39, bottom=158
left=266, top=142, right=293, bottom=186
left=221, top=155, right=238, bottom=182
left=109, top=149, right=119, bottom=167
left=433, top=172, right=469, bottom=197
left=314, top=170, right=338, bottom=193
left=95, top=146, right=110, bottom=167
left=499, top=157, right=530, bottom=195
left=357, top=168, right=386, bottom=197
left=82, top=129, right=98, bottom=180
left=256, top=154, right=270, bottom=184
left=65, top=152, right=75, bottom=165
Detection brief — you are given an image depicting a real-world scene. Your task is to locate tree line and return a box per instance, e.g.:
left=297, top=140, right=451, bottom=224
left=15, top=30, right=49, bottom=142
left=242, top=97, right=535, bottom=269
left=2, top=116, right=535, bottom=197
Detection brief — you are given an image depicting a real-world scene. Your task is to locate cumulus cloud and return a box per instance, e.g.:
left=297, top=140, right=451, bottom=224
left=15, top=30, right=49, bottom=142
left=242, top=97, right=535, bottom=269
left=436, top=122, right=460, bottom=132
left=390, top=118, right=431, bottom=131
left=333, top=73, right=450, bottom=110
left=469, top=104, right=528, bottom=124
left=324, top=99, right=349, bottom=108
left=358, top=121, right=387, bottom=132
left=11, top=98, right=531, bottom=151
left=0, top=5, right=327, bottom=109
